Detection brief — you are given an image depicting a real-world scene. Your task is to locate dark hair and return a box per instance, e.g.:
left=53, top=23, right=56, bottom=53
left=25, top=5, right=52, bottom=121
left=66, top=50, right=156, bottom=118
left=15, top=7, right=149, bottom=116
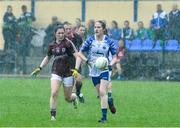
left=52, top=16, right=58, bottom=20
left=112, top=20, right=118, bottom=28
left=76, top=18, right=81, bottom=22
left=21, top=5, right=27, bottom=9
left=104, top=28, right=108, bottom=36
left=7, top=5, right=12, bottom=9
left=63, top=21, right=69, bottom=25
left=95, top=20, right=108, bottom=35
left=138, top=21, right=143, bottom=26
left=63, top=22, right=72, bottom=26
left=54, top=25, right=65, bottom=33
left=157, top=4, right=162, bottom=7
left=78, top=24, right=86, bottom=29
left=96, top=20, right=106, bottom=29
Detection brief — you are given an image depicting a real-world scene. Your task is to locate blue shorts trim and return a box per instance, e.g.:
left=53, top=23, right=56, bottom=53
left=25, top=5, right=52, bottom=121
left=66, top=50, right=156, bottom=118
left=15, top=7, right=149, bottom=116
left=91, top=70, right=111, bottom=86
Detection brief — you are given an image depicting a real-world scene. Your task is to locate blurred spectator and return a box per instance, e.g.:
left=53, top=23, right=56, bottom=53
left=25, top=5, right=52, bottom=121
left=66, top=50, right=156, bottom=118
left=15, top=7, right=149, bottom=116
left=30, top=28, right=46, bottom=56
left=17, top=5, right=35, bottom=74
left=108, top=20, right=122, bottom=41
left=86, top=19, right=95, bottom=38
left=2, top=5, right=17, bottom=52
left=151, top=4, right=168, bottom=42
left=136, top=21, right=147, bottom=40
left=43, top=16, right=62, bottom=53
left=64, top=22, right=83, bottom=50
left=147, top=22, right=156, bottom=41
left=113, top=39, right=126, bottom=80
left=77, top=24, right=87, bottom=41
left=72, top=18, right=82, bottom=33
left=17, top=5, right=35, bottom=33
left=76, top=25, right=89, bottom=78
left=17, top=5, right=36, bottom=55
left=64, top=22, right=85, bottom=101
left=168, top=4, right=180, bottom=42
left=121, top=20, right=134, bottom=40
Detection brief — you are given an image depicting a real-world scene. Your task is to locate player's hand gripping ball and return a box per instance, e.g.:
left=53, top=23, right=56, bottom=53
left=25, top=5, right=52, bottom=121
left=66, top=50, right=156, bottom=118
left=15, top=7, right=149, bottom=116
left=95, top=57, right=108, bottom=70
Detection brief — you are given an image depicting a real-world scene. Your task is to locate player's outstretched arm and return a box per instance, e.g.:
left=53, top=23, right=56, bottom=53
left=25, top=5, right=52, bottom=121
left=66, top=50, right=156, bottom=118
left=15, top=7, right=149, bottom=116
left=30, top=56, right=50, bottom=77
left=78, top=52, right=88, bottom=64
left=71, top=52, right=82, bottom=78
left=110, top=55, right=118, bottom=66
left=31, top=66, right=42, bottom=77
left=77, top=51, right=93, bottom=68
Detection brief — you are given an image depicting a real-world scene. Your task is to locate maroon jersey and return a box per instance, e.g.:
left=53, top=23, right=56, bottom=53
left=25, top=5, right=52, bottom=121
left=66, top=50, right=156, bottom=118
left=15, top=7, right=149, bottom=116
left=67, top=33, right=83, bottom=51
left=67, top=33, right=83, bottom=69
left=47, top=38, right=75, bottom=77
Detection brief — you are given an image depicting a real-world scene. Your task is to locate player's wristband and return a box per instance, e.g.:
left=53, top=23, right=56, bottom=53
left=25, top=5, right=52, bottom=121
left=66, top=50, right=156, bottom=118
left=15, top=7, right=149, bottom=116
left=74, top=68, right=79, bottom=72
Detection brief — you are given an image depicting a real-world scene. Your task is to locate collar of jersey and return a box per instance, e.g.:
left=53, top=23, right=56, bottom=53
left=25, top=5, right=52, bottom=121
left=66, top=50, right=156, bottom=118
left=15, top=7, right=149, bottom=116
left=94, top=35, right=106, bottom=42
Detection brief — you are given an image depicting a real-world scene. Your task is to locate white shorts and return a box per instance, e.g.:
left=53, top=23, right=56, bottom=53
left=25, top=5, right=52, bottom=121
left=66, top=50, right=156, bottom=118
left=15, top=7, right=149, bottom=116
left=51, top=74, right=74, bottom=87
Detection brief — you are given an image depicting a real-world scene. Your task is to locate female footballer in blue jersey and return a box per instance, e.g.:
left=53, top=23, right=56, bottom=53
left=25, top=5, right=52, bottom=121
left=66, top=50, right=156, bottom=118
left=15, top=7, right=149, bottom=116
left=72, top=20, right=117, bottom=123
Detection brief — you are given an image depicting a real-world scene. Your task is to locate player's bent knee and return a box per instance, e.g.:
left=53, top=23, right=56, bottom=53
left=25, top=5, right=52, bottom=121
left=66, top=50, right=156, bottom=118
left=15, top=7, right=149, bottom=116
left=65, top=93, right=76, bottom=102
left=65, top=97, right=71, bottom=102
left=64, top=95, right=72, bottom=102
left=51, top=91, right=58, bottom=98
left=99, top=90, right=106, bottom=97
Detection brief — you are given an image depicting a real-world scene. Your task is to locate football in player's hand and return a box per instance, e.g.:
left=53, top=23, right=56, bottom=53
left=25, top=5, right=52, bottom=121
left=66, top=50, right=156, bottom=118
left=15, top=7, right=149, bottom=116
left=95, top=57, right=108, bottom=70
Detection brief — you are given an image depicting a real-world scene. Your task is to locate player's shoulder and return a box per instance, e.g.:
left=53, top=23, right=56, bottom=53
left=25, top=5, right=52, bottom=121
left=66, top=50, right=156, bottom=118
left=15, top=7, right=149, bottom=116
left=104, top=35, right=115, bottom=44
left=85, top=35, right=95, bottom=43
left=73, top=32, right=81, bottom=38
left=73, top=33, right=83, bottom=42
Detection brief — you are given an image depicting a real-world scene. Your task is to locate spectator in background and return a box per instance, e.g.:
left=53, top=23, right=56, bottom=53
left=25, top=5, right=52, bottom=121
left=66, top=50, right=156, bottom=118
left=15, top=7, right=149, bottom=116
left=76, top=25, right=88, bottom=76
left=64, top=22, right=85, bottom=103
left=136, top=21, right=147, bottom=40
left=17, top=5, right=35, bottom=74
left=77, top=25, right=89, bottom=78
left=121, top=20, right=134, bottom=40
left=2, top=5, right=17, bottom=52
left=147, top=22, right=156, bottom=41
left=113, top=39, right=126, bottom=80
left=64, top=22, right=83, bottom=51
left=43, top=16, right=62, bottom=53
left=77, top=24, right=87, bottom=41
left=86, top=19, right=95, bottom=38
left=168, top=4, right=180, bottom=42
left=108, top=20, right=122, bottom=41
left=151, top=4, right=168, bottom=42
left=72, top=18, right=82, bottom=33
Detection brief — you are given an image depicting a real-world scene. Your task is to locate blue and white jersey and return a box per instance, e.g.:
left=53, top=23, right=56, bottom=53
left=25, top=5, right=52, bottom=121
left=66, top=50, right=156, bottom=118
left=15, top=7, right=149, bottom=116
left=80, top=35, right=117, bottom=77
left=151, top=11, right=168, bottom=28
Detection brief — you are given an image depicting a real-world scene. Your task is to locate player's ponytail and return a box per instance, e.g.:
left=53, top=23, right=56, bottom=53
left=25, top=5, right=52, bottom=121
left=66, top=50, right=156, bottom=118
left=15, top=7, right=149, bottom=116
left=104, top=28, right=108, bottom=36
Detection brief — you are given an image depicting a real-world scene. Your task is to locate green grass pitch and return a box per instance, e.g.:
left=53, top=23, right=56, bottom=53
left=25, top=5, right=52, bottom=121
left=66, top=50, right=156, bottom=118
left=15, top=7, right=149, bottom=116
left=0, top=78, right=180, bottom=127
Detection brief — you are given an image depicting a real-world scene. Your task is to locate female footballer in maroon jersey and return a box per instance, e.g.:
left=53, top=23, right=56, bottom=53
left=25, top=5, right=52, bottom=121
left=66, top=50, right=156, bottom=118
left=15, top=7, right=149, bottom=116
left=31, top=26, right=78, bottom=121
